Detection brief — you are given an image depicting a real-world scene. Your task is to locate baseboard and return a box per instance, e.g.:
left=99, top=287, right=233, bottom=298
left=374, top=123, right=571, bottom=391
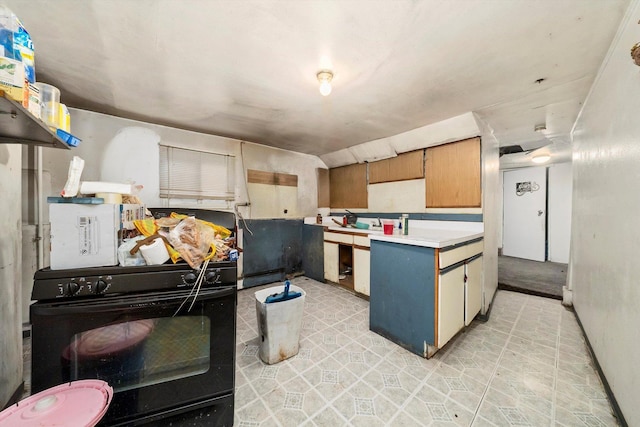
left=573, top=309, right=628, bottom=427
left=4, top=382, right=24, bottom=409
left=476, top=286, right=499, bottom=322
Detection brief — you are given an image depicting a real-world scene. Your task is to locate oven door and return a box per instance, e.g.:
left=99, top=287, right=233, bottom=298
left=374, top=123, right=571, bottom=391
left=30, top=286, right=236, bottom=426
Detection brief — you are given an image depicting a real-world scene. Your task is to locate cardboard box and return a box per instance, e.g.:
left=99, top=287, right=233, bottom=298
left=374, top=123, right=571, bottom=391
left=49, top=204, right=145, bottom=270
left=0, top=56, right=26, bottom=104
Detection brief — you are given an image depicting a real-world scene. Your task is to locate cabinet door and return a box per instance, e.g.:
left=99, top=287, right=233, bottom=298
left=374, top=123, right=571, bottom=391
left=323, top=242, right=339, bottom=283
left=437, top=265, right=465, bottom=348
left=353, top=247, right=370, bottom=296
left=425, top=137, right=481, bottom=208
left=465, top=256, right=483, bottom=326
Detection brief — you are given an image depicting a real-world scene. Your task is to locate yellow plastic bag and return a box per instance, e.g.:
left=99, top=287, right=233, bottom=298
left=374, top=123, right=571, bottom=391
left=133, top=213, right=231, bottom=267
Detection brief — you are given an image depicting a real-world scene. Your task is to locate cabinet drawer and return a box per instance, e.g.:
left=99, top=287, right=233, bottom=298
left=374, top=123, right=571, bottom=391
left=324, top=232, right=353, bottom=245
left=439, top=240, right=483, bottom=269
left=353, top=235, right=370, bottom=248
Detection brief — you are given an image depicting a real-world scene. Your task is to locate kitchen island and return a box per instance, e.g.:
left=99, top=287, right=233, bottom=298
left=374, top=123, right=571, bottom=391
left=368, top=220, right=483, bottom=358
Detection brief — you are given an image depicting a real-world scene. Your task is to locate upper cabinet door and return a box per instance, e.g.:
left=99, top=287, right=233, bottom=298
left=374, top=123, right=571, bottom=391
left=425, top=137, right=481, bottom=208
left=369, top=150, right=424, bottom=184
left=329, top=163, right=368, bottom=208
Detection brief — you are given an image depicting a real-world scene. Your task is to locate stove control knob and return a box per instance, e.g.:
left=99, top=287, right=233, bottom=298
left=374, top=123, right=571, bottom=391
left=205, top=272, right=220, bottom=284
left=66, top=282, right=80, bottom=296
left=183, top=272, right=197, bottom=285
left=95, top=280, right=108, bottom=294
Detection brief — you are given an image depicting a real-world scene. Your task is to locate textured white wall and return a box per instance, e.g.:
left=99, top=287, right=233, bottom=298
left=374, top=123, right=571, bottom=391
left=368, top=179, right=425, bottom=213
left=0, top=144, right=22, bottom=408
left=238, top=141, right=326, bottom=219
left=548, top=162, right=572, bottom=263
left=570, top=1, right=640, bottom=424
left=42, top=109, right=324, bottom=217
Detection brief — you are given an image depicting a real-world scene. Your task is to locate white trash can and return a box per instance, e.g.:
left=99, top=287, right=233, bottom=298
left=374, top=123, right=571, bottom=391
left=254, top=284, right=306, bottom=365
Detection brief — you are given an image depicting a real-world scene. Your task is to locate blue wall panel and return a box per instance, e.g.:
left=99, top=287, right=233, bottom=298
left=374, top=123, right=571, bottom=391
left=240, top=219, right=303, bottom=288
left=302, top=224, right=324, bottom=282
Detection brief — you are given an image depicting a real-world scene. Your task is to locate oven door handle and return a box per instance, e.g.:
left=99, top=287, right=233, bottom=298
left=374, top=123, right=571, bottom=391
left=34, top=287, right=236, bottom=315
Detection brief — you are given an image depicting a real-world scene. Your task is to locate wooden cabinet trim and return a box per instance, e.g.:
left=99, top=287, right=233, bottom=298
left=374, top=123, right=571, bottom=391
left=317, top=168, right=330, bottom=207
left=248, top=169, right=298, bottom=187
left=323, top=228, right=369, bottom=237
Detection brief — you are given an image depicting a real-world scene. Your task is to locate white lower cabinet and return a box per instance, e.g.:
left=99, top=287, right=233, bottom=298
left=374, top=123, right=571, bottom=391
left=465, top=255, right=483, bottom=326
left=323, top=242, right=339, bottom=283
left=437, top=265, right=465, bottom=348
left=324, top=231, right=371, bottom=296
left=353, top=247, right=370, bottom=296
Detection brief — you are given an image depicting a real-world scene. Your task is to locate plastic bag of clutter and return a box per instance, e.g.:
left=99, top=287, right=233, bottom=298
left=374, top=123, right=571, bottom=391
left=117, top=236, right=147, bottom=267
left=133, top=213, right=233, bottom=269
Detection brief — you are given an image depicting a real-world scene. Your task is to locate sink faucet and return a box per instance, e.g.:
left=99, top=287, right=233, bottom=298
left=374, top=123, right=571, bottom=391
left=377, top=218, right=382, bottom=227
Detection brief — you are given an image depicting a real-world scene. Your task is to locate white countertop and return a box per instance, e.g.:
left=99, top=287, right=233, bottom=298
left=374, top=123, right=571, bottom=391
left=313, top=218, right=483, bottom=249
left=368, top=228, right=483, bottom=248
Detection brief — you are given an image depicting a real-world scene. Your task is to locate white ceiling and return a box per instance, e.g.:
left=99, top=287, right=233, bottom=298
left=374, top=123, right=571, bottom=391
left=4, top=0, right=630, bottom=166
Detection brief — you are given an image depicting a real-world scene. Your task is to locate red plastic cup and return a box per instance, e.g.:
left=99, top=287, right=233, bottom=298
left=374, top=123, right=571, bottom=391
left=383, top=221, right=393, bottom=235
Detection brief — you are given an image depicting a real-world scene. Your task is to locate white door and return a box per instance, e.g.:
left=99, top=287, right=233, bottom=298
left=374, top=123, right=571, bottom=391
left=503, top=166, right=547, bottom=261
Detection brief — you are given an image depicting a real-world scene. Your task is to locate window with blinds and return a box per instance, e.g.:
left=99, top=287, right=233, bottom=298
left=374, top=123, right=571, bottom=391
left=159, top=145, right=235, bottom=200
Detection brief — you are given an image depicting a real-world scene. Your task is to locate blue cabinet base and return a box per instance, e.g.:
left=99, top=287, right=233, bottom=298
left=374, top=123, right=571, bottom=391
left=369, top=240, right=436, bottom=358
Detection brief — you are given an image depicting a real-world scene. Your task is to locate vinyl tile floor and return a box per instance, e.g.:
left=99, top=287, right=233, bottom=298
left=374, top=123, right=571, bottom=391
left=234, top=277, right=620, bottom=426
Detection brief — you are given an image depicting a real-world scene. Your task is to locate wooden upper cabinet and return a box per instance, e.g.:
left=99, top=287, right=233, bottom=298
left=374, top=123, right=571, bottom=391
left=369, top=150, right=424, bottom=184
left=368, top=159, right=390, bottom=184
left=317, top=168, right=330, bottom=208
left=425, top=137, right=481, bottom=208
left=329, top=163, right=368, bottom=208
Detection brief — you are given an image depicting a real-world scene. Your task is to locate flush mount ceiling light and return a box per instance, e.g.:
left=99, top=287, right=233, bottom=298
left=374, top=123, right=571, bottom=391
left=317, top=70, right=333, bottom=96
left=534, top=123, right=546, bottom=132
left=532, top=154, right=551, bottom=164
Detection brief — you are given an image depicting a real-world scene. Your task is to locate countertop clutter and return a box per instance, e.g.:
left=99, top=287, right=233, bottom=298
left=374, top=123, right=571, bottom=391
left=306, top=216, right=483, bottom=248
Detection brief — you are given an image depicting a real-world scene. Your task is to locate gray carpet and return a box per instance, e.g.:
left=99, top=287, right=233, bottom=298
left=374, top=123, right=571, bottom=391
left=498, top=255, right=567, bottom=299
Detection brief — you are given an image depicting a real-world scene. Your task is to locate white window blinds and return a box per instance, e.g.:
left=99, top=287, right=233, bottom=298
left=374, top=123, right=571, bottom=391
left=159, top=145, right=235, bottom=200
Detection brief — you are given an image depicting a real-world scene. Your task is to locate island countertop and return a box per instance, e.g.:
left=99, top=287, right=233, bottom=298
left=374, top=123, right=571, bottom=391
left=368, top=228, right=483, bottom=248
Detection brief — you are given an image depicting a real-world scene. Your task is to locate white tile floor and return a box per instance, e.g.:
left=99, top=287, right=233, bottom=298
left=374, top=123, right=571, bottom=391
left=234, top=277, right=620, bottom=426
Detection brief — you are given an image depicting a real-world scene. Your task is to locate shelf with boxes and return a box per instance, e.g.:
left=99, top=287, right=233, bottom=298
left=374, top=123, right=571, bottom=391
left=0, top=90, right=70, bottom=149
left=1, top=5, right=77, bottom=149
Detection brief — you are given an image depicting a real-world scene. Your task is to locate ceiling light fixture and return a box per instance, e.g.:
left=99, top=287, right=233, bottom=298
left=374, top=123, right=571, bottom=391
left=317, top=70, right=333, bottom=96
left=532, top=154, right=551, bottom=164
left=534, top=123, right=546, bottom=132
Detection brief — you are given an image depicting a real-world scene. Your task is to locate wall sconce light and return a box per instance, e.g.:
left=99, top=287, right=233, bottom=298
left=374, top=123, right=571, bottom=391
left=317, top=70, right=333, bottom=96
left=532, top=154, right=551, bottom=164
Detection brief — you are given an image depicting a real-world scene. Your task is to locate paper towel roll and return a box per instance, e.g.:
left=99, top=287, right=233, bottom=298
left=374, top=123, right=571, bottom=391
left=96, top=192, right=122, bottom=204
left=139, top=238, right=170, bottom=265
